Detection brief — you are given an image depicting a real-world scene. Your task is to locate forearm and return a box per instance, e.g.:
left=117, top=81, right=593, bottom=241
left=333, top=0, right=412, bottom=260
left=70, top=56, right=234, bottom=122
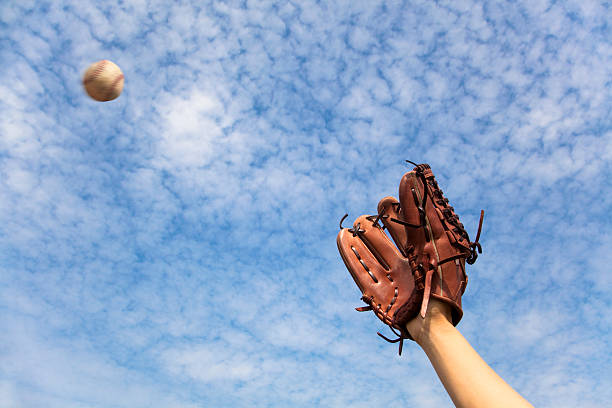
left=413, top=312, right=533, bottom=408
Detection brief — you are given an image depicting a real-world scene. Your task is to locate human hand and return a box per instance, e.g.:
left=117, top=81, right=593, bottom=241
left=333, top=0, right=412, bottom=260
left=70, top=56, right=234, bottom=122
left=405, top=297, right=454, bottom=345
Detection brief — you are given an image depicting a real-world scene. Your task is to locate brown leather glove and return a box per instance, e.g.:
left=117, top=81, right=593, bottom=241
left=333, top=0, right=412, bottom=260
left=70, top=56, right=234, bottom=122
left=337, top=162, right=483, bottom=354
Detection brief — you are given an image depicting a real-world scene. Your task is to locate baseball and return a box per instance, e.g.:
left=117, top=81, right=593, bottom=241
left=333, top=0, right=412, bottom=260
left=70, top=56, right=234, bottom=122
left=82, top=60, right=124, bottom=102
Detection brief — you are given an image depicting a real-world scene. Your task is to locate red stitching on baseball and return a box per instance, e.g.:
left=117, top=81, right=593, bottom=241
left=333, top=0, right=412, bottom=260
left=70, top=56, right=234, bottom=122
left=105, top=73, right=124, bottom=100
left=83, top=60, right=107, bottom=84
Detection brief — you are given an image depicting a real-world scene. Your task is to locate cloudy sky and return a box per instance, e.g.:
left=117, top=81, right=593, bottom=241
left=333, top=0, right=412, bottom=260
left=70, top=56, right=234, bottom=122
left=1, top=0, right=611, bottom=407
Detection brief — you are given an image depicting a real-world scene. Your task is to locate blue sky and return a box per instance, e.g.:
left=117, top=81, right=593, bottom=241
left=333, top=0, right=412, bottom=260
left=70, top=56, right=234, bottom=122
left=1, top=0, right=611, bottom=407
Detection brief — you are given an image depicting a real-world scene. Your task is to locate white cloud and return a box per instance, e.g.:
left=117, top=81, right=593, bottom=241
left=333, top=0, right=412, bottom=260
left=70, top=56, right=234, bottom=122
left=1, top=0, right=610, bottom=407
left=163, top=345, right=258, bottom=382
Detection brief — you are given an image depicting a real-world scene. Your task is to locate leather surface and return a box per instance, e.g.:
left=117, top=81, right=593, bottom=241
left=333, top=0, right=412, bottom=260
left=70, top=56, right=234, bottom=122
left=337, top=215, right=418, bottom=330
left=378, top=165, right=470, bottom=325
left=337, top=163, right=479, bottom=349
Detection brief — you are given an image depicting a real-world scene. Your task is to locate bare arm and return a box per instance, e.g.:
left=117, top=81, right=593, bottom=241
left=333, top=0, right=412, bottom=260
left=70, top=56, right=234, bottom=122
left=406, top=299, right=533, bottom=408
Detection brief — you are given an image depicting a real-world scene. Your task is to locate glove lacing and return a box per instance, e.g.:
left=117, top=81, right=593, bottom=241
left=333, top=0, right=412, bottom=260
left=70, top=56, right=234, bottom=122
left=392, top=162, right=484, bottom=266
left=339, top=162, right=485, bottom=356
left=382, top=162, right=485, bottom=353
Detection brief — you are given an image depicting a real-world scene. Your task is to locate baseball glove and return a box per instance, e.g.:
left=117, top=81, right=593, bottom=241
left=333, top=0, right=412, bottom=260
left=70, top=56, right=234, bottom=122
left=337, top=162, right=483, bottom=354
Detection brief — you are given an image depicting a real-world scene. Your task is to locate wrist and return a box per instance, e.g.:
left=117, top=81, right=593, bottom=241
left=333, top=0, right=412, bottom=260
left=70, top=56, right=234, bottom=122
left=405, top=298, right=454, bottom=345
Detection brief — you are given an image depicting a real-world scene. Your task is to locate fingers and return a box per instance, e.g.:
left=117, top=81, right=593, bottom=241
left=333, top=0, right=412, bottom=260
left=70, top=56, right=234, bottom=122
left=354, top=214, right=403, bottom=269
left=377, top=196, right=409, bottom=256
left=337, top=229, right=384, bottom=291
left=337, top=215, right=402, bottom=288
left=338, top=213, right=421, bottom=330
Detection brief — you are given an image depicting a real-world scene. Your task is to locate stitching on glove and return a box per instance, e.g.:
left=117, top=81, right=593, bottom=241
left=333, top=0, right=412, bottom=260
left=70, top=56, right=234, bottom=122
left=357, top=229, right=391, bottom=272
left=348, top=222, right=365, bottom=237
left=338, top=163, right=484, bottom=356
left=386, top=287, right=399, bottom=312
left=467, top=210, right=485, bottom=264
left=366, top=214, right=388, bottom=228
left=350, top=246, right=378, bottom=283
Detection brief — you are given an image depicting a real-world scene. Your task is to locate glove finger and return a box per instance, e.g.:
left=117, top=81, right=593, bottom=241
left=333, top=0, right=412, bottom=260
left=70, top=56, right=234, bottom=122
left=377, top=196, right=409, bottom=256
left=399, top=168, right=463, bottom=257
left=338, top=214, right=421, bottom=330
left=337, top=215, right=395, bottom=289
left=353, top=214, right=404, bottom=271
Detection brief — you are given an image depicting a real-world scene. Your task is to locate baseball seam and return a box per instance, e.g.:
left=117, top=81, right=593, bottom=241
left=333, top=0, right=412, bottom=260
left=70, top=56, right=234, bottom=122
left=105, top=73, right=124, bottom=101
left=83, top=60, right=108, bottom=85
